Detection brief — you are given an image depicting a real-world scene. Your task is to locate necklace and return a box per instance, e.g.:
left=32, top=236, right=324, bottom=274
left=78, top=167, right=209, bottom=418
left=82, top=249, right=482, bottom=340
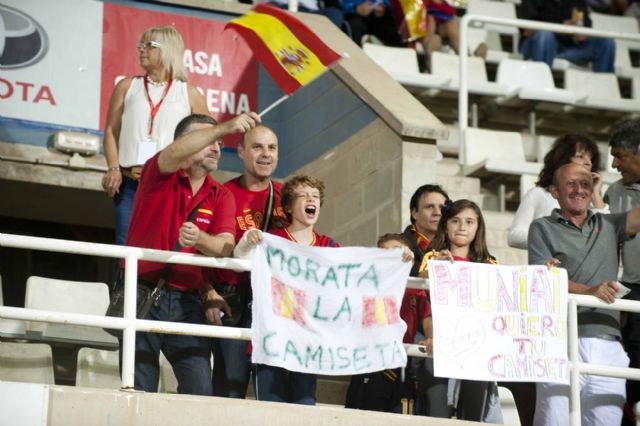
left=146, top=74, right=167, bottom=87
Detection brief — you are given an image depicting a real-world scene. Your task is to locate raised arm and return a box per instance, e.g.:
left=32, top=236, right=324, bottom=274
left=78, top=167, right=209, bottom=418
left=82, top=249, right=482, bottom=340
left=626, top=207, right=640, bottom=236
left=187, top=83, right=209, bottom=115
left=508, top=187, right=539, bottom=249
left=158, top=112, right=260, bottom=173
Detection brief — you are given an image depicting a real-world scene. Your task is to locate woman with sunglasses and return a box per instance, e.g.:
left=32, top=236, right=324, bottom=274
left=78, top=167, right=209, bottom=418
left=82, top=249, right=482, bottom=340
left=102, top=26, right=208, bottom=247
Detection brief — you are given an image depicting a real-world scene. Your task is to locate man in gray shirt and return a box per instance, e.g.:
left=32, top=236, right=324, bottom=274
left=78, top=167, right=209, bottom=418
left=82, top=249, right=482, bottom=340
left=528, top=162, right=640, bottom=426
left=605, top=119, right=640, bottom=414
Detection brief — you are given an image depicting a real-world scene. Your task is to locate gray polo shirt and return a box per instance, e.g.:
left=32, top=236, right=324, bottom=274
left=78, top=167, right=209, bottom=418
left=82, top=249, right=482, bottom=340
left=528, top=209, right=629, bottom=338
left=605, top=180, right=640, bottom=284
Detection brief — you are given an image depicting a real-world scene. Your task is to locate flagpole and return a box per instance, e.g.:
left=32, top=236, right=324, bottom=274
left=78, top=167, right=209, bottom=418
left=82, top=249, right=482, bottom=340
left=259, top=94, right=289, bottom=118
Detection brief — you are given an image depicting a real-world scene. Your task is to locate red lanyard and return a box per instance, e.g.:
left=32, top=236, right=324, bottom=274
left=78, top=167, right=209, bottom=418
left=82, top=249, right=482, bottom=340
left=143, top=76, right=173, bottom=137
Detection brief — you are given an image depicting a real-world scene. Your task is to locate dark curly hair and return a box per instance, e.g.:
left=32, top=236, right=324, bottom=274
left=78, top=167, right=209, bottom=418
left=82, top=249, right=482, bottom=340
left=537, top=134, right=600, bottom=188
left=280, top=175, right=325, bottom=223
left=427, top=199, right=492, bottom=263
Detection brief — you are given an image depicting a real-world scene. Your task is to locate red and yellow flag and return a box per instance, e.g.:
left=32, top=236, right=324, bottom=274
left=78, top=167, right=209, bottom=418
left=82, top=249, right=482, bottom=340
left=225, top=3, right=342, bottom=95
left=389, top=0, right=428, bottom=42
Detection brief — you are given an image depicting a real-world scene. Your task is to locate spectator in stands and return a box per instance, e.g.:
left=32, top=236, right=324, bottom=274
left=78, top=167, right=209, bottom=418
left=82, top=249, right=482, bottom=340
left=529, top=162, right=640, bottom=425
left=588, top=0, right=629, bottom=14
left=519, top=0, right=616, bottom=72
left=125, top=112, right=259, bottom=394
left=419, top=199, right=503, bottom=423
left=401, top=184, right=450, bottom=417
left=343, top=0, right=404, bottom=46
left=102, top=26, right=208, bottom=249
left=345, top=233, right=420, bottom=414
left=508, top=134, right=607, bottom=250
left=605, top=120, right=640, bottom=419
left=404, top=184, right=450, bottom=277
left=234, top=174, right=338, bottom=405
left=415, top=1, right=487, bottom=64
left=263, top=0, right=344, bottom=29
left=211, top=125, right=287, bottom=399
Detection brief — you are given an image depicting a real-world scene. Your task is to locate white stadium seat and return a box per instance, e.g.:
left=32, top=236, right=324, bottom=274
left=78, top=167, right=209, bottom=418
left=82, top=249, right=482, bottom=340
left=0, top=342, right=55, bottom=384
left=564, top=68, right=639, bottom=114
left=76, top=347, right=121, bottom=389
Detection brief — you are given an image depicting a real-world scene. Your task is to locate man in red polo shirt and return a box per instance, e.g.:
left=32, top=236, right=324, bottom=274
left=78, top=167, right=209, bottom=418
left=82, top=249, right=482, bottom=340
left=125, top=112, right=259, bottom=394
left=211, top=125, right=287, bottom=398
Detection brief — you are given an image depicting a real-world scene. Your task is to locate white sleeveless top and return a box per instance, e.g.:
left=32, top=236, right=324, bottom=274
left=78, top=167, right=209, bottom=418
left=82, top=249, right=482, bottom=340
left=118, top=77, right=190, bottom=167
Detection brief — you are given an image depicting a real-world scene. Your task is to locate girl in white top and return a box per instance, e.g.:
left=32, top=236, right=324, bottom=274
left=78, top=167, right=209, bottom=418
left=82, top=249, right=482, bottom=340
left=508, top=134, right=608, bottom=249
left=101, top=26, right=208, bottom=245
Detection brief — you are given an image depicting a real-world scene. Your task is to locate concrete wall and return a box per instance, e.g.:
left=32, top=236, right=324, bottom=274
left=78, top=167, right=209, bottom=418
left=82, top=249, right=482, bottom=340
left=291, top=119, right=441, bottom=247
left=0, top=381, right=478, bottom=426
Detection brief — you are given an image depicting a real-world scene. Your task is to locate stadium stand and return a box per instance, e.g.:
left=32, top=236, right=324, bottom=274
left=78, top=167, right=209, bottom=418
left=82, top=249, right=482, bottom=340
left=564, top=68, right=640, bottom=114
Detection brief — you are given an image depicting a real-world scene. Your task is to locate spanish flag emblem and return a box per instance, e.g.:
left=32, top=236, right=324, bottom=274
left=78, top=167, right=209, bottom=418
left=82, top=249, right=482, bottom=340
left=225, top=3, right=342, bottom=95
left=361, top=296, right=401, bottom=327
left=271, top=277, right=307, bottom=326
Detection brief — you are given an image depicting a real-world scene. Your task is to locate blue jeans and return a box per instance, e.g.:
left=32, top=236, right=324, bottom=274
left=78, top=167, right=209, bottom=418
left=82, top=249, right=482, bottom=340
left=520, top=31, right=615, bottom=73
left=134, top=290, right=213, bottom=395
left=212, top=315, right=252, bottom=398
left=113, top=176, right=138, bottom=245
left=254, top=364, right=317, bottom=405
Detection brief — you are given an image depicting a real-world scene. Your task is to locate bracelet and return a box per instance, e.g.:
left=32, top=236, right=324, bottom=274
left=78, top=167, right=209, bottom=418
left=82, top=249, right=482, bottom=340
left=108, top=166, right=120, bottom=172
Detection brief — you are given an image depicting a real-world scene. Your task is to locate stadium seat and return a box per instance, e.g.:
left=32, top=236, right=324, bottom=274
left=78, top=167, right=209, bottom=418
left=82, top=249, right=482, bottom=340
left=24, top=276, right=117, bottom=347
left=75, top=347, right=121, bottom=389
left=466, top=0, right=520, bottom=53
left=496, top=58, right=580, bottom=106
left=0, top=275, right=28, bottom=338
left=564, top=68, right=639, bottom=114
left=463, top=127, right=542, bottom=177
left=590, top=12, right=640, bottom=78
left=362, top=43, right=450, bottom=94
left=0, top=341, right=55, bottom=384
left=158, top=351, right=178, bottom=393
left=431, top=51, right=514, bottom=98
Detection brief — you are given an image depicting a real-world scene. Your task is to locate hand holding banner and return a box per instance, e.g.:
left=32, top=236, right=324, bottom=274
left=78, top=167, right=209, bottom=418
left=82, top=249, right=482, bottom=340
left=251, top=234, right=411, bottom=375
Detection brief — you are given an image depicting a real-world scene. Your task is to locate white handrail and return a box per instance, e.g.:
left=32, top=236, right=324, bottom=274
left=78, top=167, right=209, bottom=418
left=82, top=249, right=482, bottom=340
left=3, top=231, right=640, bottom=426
left=0, top=233, right=428, bottom=389
left=458, top=15, right=640, bottom=165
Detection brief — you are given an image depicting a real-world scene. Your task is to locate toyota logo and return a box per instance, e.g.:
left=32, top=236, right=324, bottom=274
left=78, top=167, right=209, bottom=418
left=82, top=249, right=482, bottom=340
left=0, top=4, right=48, bottom=69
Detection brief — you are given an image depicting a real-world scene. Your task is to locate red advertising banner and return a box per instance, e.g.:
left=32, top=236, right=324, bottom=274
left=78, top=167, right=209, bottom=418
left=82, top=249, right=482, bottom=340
left=100, top=3, right=258, bottom=147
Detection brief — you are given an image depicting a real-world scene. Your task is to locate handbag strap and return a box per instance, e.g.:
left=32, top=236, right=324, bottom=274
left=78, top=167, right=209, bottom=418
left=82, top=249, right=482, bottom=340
left=261, top=180, right=275, bottom=232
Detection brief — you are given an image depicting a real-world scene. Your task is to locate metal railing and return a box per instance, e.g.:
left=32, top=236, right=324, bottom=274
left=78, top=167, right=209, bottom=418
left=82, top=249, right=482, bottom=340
left=458, top=15, right=640, bottom=166
left=2, top=232, right=640, bottom=426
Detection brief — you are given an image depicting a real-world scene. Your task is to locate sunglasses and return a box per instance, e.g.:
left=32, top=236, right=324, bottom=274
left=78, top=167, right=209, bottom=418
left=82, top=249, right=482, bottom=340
left=136, top=40, right=162, bottom=50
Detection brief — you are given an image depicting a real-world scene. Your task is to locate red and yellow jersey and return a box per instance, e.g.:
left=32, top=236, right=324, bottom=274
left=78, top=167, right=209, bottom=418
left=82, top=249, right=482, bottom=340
left=271, top=227, right=339, bottom=247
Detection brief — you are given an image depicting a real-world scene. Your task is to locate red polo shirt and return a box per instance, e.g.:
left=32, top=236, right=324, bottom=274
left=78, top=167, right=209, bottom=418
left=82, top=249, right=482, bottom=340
left=271, top=227, right=339, bottom=247
left=211, top=177, right=287, bottom=286
left=125, top=153, right=236, bottom=290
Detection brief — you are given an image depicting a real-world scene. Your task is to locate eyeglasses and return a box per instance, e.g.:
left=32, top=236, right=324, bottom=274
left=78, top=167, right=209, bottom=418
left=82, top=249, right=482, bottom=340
left=136, top=40, right=162, bottom=50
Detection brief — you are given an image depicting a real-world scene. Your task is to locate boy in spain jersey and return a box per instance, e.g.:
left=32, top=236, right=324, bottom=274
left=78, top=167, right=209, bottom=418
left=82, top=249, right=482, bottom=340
left=234, top=174, right=338, bottom=404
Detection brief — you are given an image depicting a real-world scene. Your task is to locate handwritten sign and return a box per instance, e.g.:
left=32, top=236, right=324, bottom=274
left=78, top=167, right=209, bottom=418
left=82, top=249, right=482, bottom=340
left=428, top=261, right=569, bottom=384
left=251, top=234, right=411, bottom=375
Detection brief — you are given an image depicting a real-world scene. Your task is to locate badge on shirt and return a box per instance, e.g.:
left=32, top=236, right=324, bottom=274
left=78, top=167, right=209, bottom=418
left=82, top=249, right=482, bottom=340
left=136, top=138, right=158, bottom=165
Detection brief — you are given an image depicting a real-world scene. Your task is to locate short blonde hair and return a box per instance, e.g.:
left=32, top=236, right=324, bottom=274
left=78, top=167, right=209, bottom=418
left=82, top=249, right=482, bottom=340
left=140, top=26, right=188, bottom=82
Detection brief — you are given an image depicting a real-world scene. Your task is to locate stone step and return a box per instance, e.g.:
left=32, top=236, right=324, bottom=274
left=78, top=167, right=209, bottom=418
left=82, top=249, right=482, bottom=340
left=436, top=175, right=481, bottom=194
left=446, top=191, right=485, bottom=207
left=489, top=247, right=528, bottom=266
left=435, top=158, right=461, bottom=176
left=482, top=210, right=515, bottom=230
left=485, top=229, right=510, bottom=249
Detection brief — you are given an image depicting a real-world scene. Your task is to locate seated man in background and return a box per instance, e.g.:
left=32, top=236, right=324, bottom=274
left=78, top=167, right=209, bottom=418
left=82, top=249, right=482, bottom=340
left=519, top=0, right=615, bottom=72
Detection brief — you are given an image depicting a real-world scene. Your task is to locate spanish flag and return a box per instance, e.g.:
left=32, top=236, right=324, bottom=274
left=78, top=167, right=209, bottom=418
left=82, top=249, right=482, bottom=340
left=225, top=3, right=342, bottom=95
left=389, top=0, right=427, bottom=42
left=271, top=277, right=307, bottom=326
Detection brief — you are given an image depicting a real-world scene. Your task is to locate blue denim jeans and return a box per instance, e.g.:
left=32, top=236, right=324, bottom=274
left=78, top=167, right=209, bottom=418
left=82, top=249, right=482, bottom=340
left=113, top=176, right=138, bottom=245
left=254, top=364, right=317, bottom=405
left=212, top=315, right=252, bottom=398
left=520, top=30, right=615, bottom=73
left=134, top=290, right=213, bottom=395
